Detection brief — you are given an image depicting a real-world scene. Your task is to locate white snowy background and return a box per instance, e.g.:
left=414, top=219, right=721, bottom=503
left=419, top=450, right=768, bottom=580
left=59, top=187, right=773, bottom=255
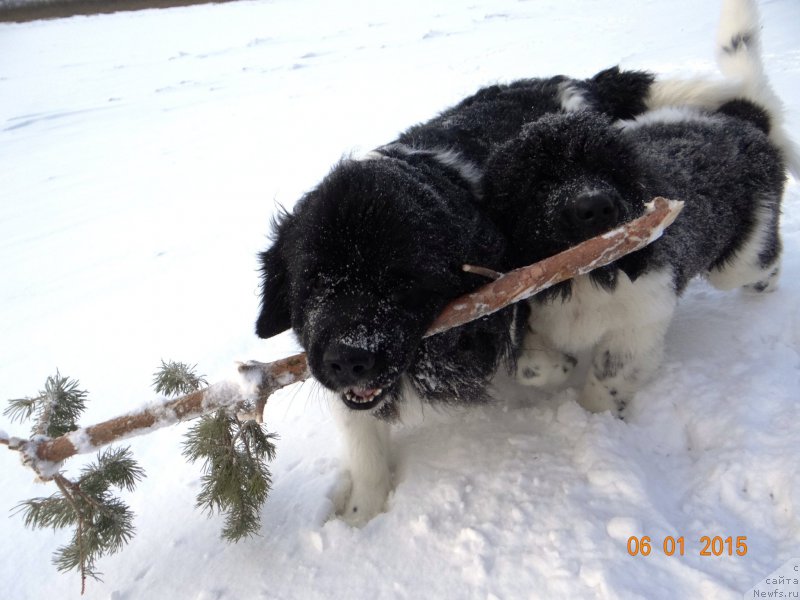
left=1, top=0, right=799, bottom=598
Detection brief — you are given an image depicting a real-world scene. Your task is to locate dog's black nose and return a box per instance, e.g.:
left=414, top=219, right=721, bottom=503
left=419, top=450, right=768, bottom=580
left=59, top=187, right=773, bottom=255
left=322, top=345, right=377, bottom=385
left=565, top=192, right=620, bottom=234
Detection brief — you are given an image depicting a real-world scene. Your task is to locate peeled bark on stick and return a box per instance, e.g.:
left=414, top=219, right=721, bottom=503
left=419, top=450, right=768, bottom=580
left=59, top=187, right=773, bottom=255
left=1, top=353, right=309, bottom=475
left=2, top=197, right=682, bottom=473
left=427, top=197, right=682, bottom=335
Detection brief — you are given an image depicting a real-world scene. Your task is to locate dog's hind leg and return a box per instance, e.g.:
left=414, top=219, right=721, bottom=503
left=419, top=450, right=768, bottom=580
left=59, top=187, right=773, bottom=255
left=579, top=317, right=672, bottom=418
left=707, top=198, right=783, bottom=293
left=330, top=398, right=392, bottom=526
left=742, top=263, right=781, bottom=294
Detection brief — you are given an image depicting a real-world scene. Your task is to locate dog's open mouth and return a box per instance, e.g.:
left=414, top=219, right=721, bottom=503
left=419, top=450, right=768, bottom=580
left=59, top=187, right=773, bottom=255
left=342, top=386, right=385, bottom=411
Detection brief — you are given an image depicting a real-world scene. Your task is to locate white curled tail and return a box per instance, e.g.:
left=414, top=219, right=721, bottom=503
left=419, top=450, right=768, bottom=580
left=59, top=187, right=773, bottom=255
left=717, top=0, right=799, bottom=175
left=716, top=0, right=764, bottom=83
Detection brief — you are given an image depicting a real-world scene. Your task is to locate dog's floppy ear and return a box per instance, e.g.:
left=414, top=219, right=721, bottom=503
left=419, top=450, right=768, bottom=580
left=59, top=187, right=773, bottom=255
left=255, top=213, right=294, bottom=339
left=588, top=66, right=655, bottom=120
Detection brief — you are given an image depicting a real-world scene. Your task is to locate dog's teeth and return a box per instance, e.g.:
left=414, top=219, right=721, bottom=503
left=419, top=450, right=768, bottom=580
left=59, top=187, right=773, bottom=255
left=344, top=387, right=383, bottom=404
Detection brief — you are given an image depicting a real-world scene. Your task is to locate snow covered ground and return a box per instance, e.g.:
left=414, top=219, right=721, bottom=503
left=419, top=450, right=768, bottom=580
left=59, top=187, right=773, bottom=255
left=1, top=0, right=799, bottom=598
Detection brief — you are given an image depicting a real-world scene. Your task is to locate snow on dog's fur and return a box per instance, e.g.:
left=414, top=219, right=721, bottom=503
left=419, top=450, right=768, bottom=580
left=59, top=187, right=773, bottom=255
left=483, top=0, right=793, bottom=417
left=254, top=0, right=780, bottom=526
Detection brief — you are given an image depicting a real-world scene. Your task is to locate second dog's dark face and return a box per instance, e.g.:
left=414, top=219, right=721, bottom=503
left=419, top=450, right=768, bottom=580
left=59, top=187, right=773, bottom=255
left=484, top=112, right=650, bottom=268
left=256, top=158, right=510, bottom=415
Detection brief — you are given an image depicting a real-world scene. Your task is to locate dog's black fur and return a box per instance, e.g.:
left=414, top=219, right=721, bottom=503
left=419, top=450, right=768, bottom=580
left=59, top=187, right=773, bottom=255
left=258, top=153, right=518, bottom=420
left=482, top=102, right=786, bottom=414
left=255, top=68, right=659, bottom=419
left=394, top=66, right=655, bottom=166
left=483, top=104, right=785, bottom=295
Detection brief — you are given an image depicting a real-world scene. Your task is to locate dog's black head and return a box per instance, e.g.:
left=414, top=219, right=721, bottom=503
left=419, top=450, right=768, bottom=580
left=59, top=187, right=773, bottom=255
left=256, top=157, right=512, bottom=415
left=483, top=111, right=651, bottom=291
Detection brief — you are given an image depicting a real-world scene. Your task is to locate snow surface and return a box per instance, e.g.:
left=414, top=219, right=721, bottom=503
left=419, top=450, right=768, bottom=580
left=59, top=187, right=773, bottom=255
left=1, top=0, right=799, bottom=598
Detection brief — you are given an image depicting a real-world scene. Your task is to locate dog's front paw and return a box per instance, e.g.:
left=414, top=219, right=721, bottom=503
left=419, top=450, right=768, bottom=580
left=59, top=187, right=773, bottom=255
left=329, top=398, right=392, bottom=526
left=578, top=379, right=627, bottom=418
left=335, top=472, right=391, bottom=527
left=517, top=347, right=577, bottom=388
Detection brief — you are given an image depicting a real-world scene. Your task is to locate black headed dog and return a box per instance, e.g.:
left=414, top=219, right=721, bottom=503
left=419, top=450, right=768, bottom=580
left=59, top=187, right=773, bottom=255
left=484, top=106, right=787, bottom=416
left=482, top=0, right=795, bottom=419
left=254, top=61, right=768, bottom=524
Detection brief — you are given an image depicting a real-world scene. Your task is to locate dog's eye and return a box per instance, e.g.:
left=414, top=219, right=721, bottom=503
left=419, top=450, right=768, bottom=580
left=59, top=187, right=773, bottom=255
left=306, top=270, right=341, bottom=296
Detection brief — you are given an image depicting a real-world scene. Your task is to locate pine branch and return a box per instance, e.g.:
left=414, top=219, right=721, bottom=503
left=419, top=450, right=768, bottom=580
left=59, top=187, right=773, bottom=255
left=80, top=447, right=145, bottom=495
left=5, top=375, right=143, bottom=594
left=153, top=360, right=208, bottom=397
left=38, top=372, right=88, bottom=438
left=2, top=353, right=307, bottom=474
left=3, top=371, right=87, bottom=438
left=3, top=197, right=682, bottom=470
left=13, top=491, right=78, bottom=530
left=4, top=396, right=40, bottom=424
left=183, top=411, right=277, bottom=541
left=14, top=448, right=142, bottom=593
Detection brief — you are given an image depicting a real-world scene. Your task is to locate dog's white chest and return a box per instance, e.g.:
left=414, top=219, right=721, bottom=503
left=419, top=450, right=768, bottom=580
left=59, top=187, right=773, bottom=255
left=531, top=269, right=676, bottom=353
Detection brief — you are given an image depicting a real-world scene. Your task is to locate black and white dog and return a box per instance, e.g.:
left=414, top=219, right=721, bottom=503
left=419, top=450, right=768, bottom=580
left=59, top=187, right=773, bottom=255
left=254, top=0, right=780, bottom=525
left=256, top=68, right=657, bottom=524
left=483, top=0, right=795, bottom=417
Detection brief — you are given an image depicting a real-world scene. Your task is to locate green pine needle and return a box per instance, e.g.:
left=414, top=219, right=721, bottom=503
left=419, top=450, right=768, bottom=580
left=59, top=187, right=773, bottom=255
left=152, top=360, right=208, bottom=397
left=4, top=371, right=87, bottom=438
left=41, top=372, right=88, bottom=438
left=52, top=495, right=135, bottom=571
left=80, top=447, right=146, bottom=495
left=13, top=447, right=143, bottom=591
left=14, top=494, right=79, bottom=531
left=183, top=410, right=277, bottom=541
left=3, top=396, right=39, bottom=424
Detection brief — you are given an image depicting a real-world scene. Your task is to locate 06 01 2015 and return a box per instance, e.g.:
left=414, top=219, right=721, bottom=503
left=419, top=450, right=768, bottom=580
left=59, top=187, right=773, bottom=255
left=626, top=536, right=748, bottom=557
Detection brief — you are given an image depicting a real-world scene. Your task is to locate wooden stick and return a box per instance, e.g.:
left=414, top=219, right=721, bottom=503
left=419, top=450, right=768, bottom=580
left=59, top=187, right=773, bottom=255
left=6, top=197, right=682, bottom=472
left=427, top=197, right=682, bottom=335
left=6, top=353, right=309, bottom=472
